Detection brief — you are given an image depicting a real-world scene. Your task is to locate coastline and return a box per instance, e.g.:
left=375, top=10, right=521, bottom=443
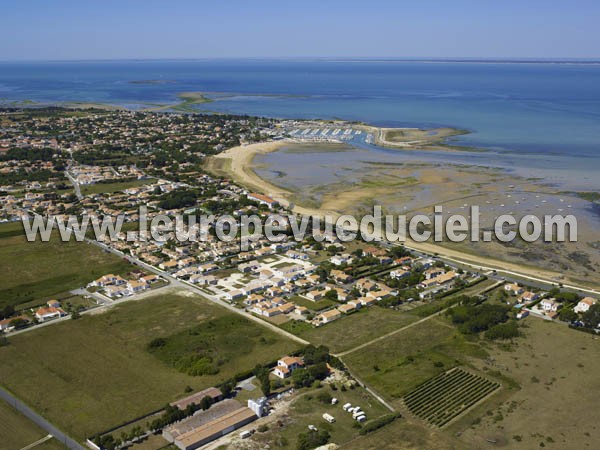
left=209, top=141, right=330, bottom=217
left=207, top=139, right=598, bottom=289
left=356, top=124, right=473, bottom=152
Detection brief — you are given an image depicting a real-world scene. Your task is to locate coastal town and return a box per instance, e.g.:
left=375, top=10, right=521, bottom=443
left=1, top=106, right=599, bottom=450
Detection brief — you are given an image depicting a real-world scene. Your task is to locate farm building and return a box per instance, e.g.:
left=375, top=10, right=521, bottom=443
left=163, top=400, right=257, bottom=450
left=170, top=387, right=223, bottom=411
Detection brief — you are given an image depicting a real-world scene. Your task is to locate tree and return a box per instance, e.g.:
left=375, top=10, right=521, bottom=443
left=253, top=365, right=271, bottom=397
left=9, top=318, right=28, bottom=330
left=199, top=395, right=213, bottom=411
left=291, top=368, right=313, bottom=388
left=484, top=321, right=520, bottom=340
left=582, top=303, right=600, bottom=329
left=296, top=430, right=330, bottom=450
left=317, top=391, right=332, bottom=404
left=220, top=379, right=236, bottom=398
left=308, top=362, right=329, bottom=381
left=260, top=375, right=271, bottom=397
left=302, top=345, right=330, bottom=365
left=558, top=308, right=578, bottom=323
left=324, top=289, right=338, bottom=301
left=1, top=305, right=14, bottom=320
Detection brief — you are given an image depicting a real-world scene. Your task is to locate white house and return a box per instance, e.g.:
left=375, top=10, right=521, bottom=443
left=520, top=291, right=540, bottom=303
left=224, top=290, right=243, bottom=301
left=390, top=269, right=410, bottom=280
left=272, top=356, right=304, bottom=379
left=574, top=297, right=597, bottom=314
left=105, top=284, right=130, bottom=298
left=330, top=254, right=353, bottom=266
left=127, top=280, right=149, bottom=294
left=540, top=298, right=562, bottom=313
left=316, top=309, right=342, bottom=324
left=504, top=283, right=524, bottom=295
left=35, top=306, right=66, bottom=322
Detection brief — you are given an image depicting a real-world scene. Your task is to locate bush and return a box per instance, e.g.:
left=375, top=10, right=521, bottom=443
left=449, top=302, right=510, bottom=334
left=147, top=337, right=166, bottom=349
left=485, top=320, right=520, bottom=340
left=308, top=362, right=329, bottom=381
left=296, top=430, right=330, bottom=450
left=359, top=413, right=400, bottom=435
left=317, top=391, right=332, bottom=404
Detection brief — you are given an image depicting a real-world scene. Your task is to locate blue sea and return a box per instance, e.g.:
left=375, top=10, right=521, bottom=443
left=1, top=59, right=599, bottom=189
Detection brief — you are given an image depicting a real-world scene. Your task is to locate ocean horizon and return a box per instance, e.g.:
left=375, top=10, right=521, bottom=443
left=1, top=59, right=599, bottom=189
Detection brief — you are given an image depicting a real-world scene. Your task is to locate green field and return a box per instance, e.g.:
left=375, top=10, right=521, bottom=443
left=0, top=400, right=65, bottom=450
left=287, top=307, right=420, bottom=353
left=342, top=318, right=487, bottom=406
left=0, top=291, right=299, bottom=439
left=288, top=295, right=338, bottom=311
left=149, top=314, right=291, bottom=377
left=0, top=221, right=132, bottom=309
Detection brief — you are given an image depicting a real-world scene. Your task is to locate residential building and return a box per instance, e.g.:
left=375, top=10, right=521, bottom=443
left=35, top=306, right=66, bottom=321
left=574, top=297, right=597, bottom=314
left=317, top=309, right=342, bottom=324
left=273, top=356, right=304, bottom=379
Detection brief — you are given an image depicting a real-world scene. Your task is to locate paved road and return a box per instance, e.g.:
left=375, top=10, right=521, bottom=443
left=89, top=239, right=310, bottom=346
left=0, top=386, right=85, bottom=450
left=65, top=171, right=83, bottom=200
left=394, top=242, right=600, bottom=296
left=16, top=213, right=310, bottom=345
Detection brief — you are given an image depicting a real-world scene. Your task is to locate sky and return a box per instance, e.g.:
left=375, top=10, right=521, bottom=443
left=1, top=0, right=599, bottom=60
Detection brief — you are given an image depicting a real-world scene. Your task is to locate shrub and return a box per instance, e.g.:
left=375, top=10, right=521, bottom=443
left=296, top=430, right=330, bottom=450
left=359, top=413, right=400, bottom=435
left=485, top=321, right=520, bottom=340
left=317, top=391, right=332, bottom=404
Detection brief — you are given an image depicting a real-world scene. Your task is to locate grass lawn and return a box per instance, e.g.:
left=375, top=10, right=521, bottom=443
left=0, top=400, right=65, bottom=450
left=80, top=178, right=155, bottom=195
left=289, top=295, right=338, bottom=311
left=0, top=222, right=132, bottom=309
left=149, top=313, right=293, bottom=376
left=0, top=290, right=299, bottom=439
left=342, top=317, right=488, bottom=407
left=252, top=385, right=390, bottom=450
left=289, top=307, right=420, bottom=353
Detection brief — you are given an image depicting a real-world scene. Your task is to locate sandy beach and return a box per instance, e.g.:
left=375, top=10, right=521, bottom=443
left=208, top=140, right=600, bottom=290
left=210, top=141, right=328, bottom=217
